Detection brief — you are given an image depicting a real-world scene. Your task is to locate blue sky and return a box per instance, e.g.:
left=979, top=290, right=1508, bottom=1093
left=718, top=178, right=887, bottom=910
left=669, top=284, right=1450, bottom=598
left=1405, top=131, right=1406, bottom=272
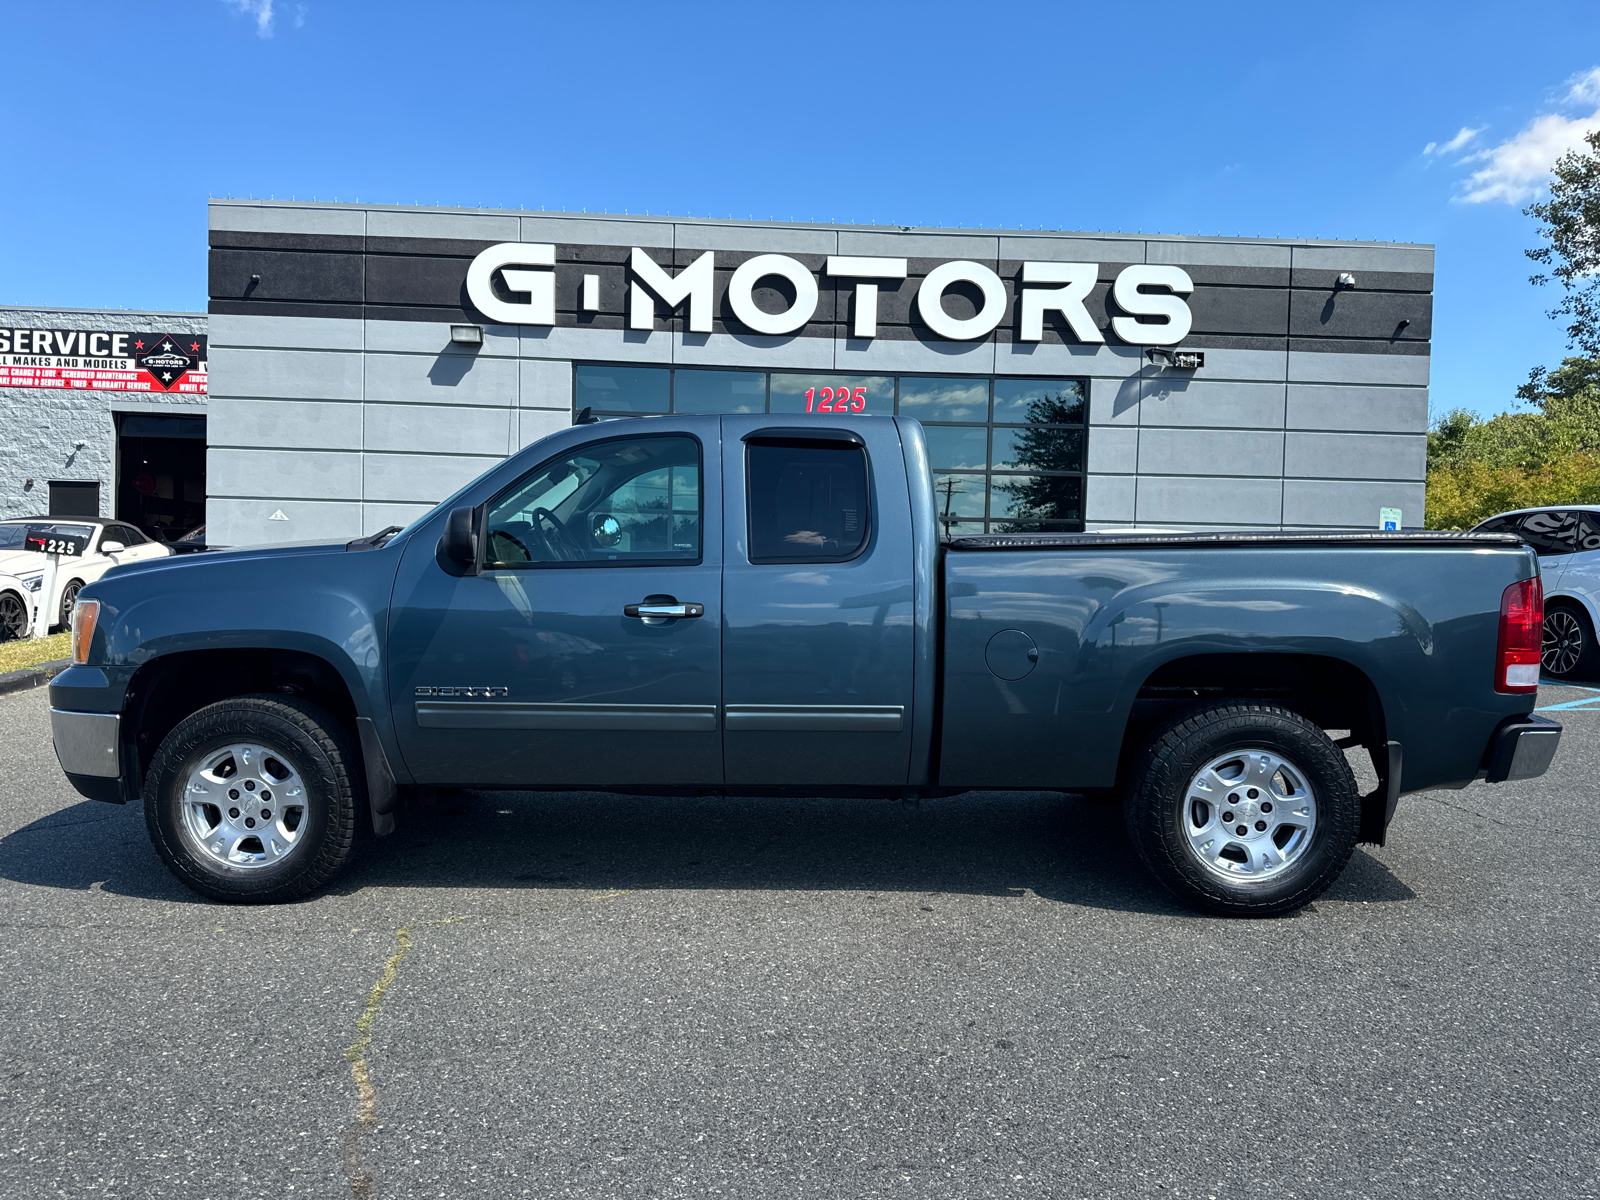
left=3, top=0, right=1599, bottom=419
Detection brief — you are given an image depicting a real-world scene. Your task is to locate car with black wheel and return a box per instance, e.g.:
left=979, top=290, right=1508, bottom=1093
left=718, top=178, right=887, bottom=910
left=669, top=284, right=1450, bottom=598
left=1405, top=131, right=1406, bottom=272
left=0, top=572, right=36, bottom=641
left=1474, top=506, right=1600, bottom=680
left=0, top=517, right=172, bottom=632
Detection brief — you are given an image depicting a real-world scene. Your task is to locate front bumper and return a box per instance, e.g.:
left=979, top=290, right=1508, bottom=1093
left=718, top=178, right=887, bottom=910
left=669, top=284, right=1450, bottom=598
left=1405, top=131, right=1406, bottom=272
left=1483, top=713, right=1562, bottom=783
left=51, top=708, right=120, bottom=779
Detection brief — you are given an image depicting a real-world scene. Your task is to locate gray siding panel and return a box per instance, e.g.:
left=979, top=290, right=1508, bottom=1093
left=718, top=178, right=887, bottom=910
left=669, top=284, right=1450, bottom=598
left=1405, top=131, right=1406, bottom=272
left=209, top=448, right=362, bottom=501
left=1282, top=480, right=1426, bottom=527
left=1137, top=476, right=1283, bottom=526
left=1139, top=381, right=1287, bottom=429
left=1138, top=428, right=1285, bottom=477
left=363, top=351, right=518, bottom=406
left=1283, top=431, right=1427, bottom=481
left=210, top=398, right=363, bottom=451
left=364, top=403, right=513, bottom=457
left=1286, top=384, right=1429, bottom=433
left=210, top=347, right=364, bottom=401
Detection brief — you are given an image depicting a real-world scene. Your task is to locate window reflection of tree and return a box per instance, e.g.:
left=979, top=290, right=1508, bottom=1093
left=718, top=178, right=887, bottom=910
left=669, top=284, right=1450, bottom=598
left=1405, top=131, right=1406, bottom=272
left=993, top=392, right=1085, bottom=527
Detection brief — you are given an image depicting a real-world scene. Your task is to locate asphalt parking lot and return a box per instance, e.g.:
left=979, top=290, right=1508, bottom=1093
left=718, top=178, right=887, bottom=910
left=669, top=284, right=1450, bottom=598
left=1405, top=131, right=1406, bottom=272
left=0, top=685, right=1596, bottom=1200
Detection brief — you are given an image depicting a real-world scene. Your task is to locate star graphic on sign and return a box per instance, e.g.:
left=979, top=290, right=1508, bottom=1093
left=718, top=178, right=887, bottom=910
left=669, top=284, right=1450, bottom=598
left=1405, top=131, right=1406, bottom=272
left=189, top=342, right=200, bottom=352
left=162, top=342, right=173, bottom=351
left=161, top=371, right=173, bottom=381
left=134, top=340, right=145, bottom=350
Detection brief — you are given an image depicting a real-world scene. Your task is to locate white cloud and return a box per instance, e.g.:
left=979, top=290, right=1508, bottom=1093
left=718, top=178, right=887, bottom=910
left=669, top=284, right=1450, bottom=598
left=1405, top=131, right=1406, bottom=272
left=1566, top=65, right=1600, bottom=105
left=1460, top=109, right=1600, bottom=204
left=224, top=0, right=277, bottom=37
left=1423, top=126, right=1482, bottom=156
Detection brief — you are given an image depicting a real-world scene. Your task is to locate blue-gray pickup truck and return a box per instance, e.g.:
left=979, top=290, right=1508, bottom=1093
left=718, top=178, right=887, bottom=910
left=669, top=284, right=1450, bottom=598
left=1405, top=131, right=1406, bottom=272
left=48, top=414, right=1561, bottom=915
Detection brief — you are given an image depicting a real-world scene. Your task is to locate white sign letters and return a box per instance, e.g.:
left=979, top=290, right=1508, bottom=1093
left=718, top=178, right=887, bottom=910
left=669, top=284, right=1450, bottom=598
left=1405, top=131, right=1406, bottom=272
left=465, top=245, right=1196, bottom=346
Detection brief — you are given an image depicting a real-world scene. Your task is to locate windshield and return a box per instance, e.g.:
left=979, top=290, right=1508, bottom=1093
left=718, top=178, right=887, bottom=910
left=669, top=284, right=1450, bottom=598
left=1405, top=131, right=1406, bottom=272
left=0, top=522, right=94, bottom=550
left=389, top=459, right=518, bottom=544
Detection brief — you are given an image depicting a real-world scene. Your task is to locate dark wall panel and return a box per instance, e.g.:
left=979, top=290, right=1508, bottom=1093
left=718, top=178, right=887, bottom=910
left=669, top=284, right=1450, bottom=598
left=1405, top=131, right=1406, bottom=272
left=209, top=248, right=364, bottom=304
left=1289, top=289, right=1432, bottom=341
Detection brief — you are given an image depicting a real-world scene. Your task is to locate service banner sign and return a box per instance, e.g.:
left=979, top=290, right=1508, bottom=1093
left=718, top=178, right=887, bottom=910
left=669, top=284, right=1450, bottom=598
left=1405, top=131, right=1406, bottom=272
left=0, top=328, right=207, bottom=394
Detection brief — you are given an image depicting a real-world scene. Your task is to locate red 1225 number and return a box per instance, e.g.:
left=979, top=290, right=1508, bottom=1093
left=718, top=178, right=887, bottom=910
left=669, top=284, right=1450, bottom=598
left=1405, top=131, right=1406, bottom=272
left=805, top=386, right=867, bottom=413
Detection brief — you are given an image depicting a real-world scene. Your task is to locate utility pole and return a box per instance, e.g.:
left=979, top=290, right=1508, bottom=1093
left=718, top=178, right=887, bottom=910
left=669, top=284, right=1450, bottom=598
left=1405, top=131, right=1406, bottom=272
left=937, top=476, right=969, bottom=534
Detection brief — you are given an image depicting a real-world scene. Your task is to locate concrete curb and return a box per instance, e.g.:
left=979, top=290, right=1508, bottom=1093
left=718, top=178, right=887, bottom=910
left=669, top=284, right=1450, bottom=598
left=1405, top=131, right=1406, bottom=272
left=0, top=657, right=73, bottom=698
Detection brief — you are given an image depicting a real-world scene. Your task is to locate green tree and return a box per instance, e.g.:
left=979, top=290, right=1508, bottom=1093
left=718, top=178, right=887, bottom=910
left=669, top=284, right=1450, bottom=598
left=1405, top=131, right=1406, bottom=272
left=1525, top=129, right=1600, bottom=356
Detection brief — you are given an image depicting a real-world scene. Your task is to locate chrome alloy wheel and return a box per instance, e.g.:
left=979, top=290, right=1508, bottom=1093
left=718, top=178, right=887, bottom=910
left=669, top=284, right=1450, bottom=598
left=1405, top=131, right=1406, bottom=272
left=1180, top=749, right=1318, bottom=882
left=1543, top=608, right=1584, bottom=677
left=178, top=743, right=309, bottom=869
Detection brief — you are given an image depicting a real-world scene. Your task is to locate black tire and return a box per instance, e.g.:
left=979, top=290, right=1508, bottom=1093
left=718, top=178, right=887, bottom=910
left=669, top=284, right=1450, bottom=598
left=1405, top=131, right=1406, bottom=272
left=1542, top=601, right=1599, bottom=682
left=144, top=694, right=361, bottom=904
left=54, top=579, right=83, bottom=633
left=1124, top=702, right=1360, bottom=917
left=0, top=590, right=28, bottom=641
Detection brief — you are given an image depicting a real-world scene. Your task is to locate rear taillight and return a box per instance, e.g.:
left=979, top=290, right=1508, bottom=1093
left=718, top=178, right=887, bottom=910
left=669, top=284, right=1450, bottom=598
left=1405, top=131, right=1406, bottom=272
left=1496, top=576, right=1543, bottom=693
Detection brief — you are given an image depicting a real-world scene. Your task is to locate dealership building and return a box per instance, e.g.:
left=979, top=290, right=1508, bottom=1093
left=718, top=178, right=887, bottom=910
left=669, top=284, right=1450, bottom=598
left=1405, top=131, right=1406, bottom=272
left=0, top=305, right=208, bottom=534
left=2, top=200, right=1433, bottom=545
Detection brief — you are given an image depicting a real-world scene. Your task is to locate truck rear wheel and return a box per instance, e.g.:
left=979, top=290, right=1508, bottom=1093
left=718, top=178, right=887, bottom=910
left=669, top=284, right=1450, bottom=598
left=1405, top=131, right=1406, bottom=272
left=144, top=695, right=360, bottom=904
left=1124, top=702, right=1360, bottom=917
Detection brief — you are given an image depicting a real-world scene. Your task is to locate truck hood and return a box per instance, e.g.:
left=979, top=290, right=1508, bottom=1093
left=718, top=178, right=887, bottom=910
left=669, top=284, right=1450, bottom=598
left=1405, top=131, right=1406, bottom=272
left=102, top=540, right=354, bottom=578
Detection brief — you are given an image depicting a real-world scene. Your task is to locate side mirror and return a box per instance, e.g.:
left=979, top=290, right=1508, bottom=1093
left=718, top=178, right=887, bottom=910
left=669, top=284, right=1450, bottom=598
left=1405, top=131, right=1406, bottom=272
left=100, top=541, right=126, bottom=554
left=438, top=507, right=479, bottom=569
left=591, top=513, right=622, bottom=548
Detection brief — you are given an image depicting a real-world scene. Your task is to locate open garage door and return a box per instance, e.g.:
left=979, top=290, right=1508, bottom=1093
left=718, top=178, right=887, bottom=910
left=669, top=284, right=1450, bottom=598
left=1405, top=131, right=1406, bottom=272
left=116, top=413, right=205, bottom=542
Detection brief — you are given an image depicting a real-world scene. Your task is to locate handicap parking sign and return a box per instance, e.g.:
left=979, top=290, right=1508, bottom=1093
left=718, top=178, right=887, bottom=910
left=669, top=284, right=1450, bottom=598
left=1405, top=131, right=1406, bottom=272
left=1379, top=507, right=1402, bottom=531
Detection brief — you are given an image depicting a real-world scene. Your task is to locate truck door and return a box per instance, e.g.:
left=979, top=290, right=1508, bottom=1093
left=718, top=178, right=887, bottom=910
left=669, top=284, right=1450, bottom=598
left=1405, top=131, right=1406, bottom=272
left=720, top=417, right=917, bottom=786
left=388, top=426, right=723, bottom=787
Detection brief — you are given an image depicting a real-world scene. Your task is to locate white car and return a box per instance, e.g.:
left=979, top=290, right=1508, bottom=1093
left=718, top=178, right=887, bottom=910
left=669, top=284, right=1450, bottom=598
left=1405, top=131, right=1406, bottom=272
left=0, top=517, right=171, bottom=633
left=1473, top=505, right=1600, bottom=680
left=0, top=572, right=37, bottom=642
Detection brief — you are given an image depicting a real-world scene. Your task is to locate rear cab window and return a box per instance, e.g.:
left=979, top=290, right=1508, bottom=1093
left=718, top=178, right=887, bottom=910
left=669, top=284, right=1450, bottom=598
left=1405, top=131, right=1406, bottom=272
left=744, top=431, right=871, bottom=564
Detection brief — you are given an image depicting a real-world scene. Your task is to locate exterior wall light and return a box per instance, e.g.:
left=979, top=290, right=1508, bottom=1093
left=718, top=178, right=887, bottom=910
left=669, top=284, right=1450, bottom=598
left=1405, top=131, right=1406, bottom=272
left=1146, top=348, right=1204, bottom=369
left=450, top=324, right=483, bottom=346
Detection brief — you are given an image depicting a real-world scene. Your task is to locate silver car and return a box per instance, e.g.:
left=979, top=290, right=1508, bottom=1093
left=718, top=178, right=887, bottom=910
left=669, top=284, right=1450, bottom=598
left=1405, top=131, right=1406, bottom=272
left=1474, top=506, right=1600, bottom=680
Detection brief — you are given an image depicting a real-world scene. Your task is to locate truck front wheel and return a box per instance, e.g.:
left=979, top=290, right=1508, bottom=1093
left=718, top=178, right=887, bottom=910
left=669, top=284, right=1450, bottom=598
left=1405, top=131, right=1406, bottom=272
left=1125, top=703, right=1360, bottom=917
left=143, top=695, right=360, bottom=904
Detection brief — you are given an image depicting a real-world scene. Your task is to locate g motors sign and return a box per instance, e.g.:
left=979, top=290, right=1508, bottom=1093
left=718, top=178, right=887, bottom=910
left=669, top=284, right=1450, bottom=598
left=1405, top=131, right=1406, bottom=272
left=466, top=245, right=1195, bottom=346
left=0, top=328, right=208, bottom=393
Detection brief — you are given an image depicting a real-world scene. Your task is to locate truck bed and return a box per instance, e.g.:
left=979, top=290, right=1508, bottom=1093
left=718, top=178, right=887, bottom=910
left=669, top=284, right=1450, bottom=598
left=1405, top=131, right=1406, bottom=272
left=936, top=528, right=1535, bottom=795
left=945, top=530, right=1523, bottom=551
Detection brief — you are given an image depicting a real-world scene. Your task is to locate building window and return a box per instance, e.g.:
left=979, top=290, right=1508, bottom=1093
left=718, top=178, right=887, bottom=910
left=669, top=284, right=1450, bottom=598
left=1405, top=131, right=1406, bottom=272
left=48, top=480, right=100, bottom=519
left=572, top=365, right=1088, bottom=535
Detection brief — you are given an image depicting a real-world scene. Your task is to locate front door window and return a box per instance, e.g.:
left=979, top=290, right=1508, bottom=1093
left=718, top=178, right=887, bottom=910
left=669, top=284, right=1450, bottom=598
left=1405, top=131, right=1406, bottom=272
left=484, top=436, right=701, bottom=567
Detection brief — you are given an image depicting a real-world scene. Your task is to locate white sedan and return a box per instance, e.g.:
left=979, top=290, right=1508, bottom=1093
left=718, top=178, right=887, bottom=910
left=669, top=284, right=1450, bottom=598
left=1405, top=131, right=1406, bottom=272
left=0, top=518, right=171, bottom=633
left=1473, top=505, right=1600, bottom=680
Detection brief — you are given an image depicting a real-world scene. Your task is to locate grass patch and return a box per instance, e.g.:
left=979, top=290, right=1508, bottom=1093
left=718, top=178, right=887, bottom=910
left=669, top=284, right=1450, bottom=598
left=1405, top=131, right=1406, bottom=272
left=0, top=632, right=72, bottom=675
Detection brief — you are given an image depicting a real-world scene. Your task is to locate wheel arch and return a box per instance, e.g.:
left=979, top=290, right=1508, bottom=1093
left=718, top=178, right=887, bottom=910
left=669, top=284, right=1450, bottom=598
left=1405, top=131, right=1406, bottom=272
left=119, top=647, right=398, bottom=831
left=1545, top=589, right=1599, bottom=628
left=1114, top=651, right=1398, bottom=844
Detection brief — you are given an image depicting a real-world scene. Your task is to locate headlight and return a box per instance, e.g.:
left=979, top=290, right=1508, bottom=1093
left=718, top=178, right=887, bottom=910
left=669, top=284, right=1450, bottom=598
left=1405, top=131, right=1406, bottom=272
left=17, top=573, right=42, bottom=593
left=71, top=599, right=100, bottom=665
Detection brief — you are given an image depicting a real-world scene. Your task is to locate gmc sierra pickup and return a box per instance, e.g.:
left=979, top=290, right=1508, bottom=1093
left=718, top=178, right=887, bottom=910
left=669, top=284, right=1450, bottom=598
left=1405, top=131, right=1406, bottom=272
left=48, top=414, right=1561, bottom=914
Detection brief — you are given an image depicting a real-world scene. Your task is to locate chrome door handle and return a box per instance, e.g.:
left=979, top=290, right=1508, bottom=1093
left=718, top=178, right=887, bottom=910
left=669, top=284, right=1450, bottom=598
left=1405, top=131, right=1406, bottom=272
left=623, top=602, right=704, bottom=619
